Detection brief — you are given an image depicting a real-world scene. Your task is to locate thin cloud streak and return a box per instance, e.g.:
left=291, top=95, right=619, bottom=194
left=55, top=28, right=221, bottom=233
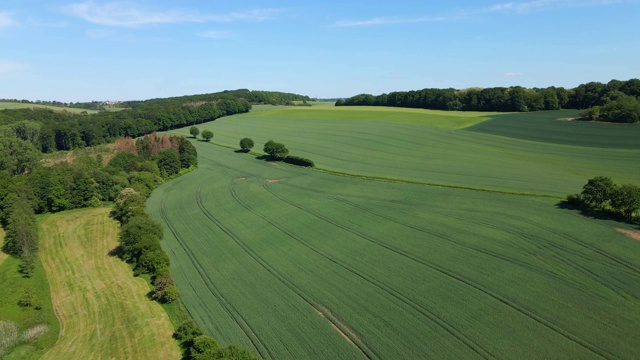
left=335, top=16, right=447, bottom=27
left=64, top=1, right=283, bottom=27
left=0, top=61, right=30, bottom=75
left=487, top=0, right=626, bottom=13
left=197, top=30, right=232, bottom=39
left=0, top=11, right=19, bottom=28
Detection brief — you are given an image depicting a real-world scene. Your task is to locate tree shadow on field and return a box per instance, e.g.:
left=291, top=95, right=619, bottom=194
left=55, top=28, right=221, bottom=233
left=555, top=200, right=638, bottom=225
left=233, top=149, right=250, bottom=153
left=255, top=154, right=278, bottom=162
left=107, top=246, right=122, bottom=258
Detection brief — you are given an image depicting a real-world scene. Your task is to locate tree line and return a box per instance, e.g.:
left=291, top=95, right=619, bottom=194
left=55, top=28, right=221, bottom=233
left=0, top=133, right=197, bottom=274
left=336, top=79, right=640, bottom=122
left=567, top=176, right=640, bottom=223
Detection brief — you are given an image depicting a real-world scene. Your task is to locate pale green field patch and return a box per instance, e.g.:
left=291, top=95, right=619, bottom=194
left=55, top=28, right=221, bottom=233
left=245, top=106, right=501, bottom=129
left=0, top=102, right=99, bottom=114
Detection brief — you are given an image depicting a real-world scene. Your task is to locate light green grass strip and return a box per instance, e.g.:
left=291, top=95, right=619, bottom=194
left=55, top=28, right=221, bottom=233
left=244, top=106, right=502, bottom=129
left=0, top=102, right=99, bottom=114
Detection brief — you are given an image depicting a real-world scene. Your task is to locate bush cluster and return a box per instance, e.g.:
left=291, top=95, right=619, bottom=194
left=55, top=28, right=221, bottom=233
left=173, top=320, right=257, bottom=360
left=283, top=155, right=315, bottom=167
left=567, top=176, right=640, bottom=222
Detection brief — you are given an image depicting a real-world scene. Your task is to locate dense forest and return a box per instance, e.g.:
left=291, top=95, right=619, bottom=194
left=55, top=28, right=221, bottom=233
left=337, top=79, right=640, bottom=123
left=0, top=90, right=311, bottom=154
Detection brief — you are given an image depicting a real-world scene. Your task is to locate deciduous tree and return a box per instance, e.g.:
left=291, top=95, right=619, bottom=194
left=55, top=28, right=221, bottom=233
left=263, top=140, right=288, bottom=160
left=580, top=176, right=615, bottom=208
left=201, top=130, right=213, bottom=142
left=189, top=126, right=200, bottom=138
left=239, top=137, right=254, bottom=152
left=611, top=184, right=640, bottom=221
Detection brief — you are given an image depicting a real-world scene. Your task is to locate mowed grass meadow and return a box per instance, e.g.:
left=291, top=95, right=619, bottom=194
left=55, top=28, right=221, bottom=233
left=38, top=208, right=180, bottom=360
left=148, top=106, right=640, bottom=359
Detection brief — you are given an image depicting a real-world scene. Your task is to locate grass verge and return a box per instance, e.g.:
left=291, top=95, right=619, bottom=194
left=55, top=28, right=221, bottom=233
left=0, top=252, right=58, bottom=359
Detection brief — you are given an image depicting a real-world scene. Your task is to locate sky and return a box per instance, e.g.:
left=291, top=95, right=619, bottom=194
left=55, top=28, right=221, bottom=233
left=0, top=0, right=638, bottom=102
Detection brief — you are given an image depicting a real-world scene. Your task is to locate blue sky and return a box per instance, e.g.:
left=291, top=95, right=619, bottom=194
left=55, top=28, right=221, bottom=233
left=0, top=0, right=638, bottom=102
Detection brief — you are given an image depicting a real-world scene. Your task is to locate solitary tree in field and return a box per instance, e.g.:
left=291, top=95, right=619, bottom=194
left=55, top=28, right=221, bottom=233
left=239, top=137, right=254, bottom=152
left=189, top=126, right=199, bottom=138
left=201, top=130, right=214, bottom=142
left=580, top=176, right=616, bottom=208
left=263, top=140, right=288, bottom=160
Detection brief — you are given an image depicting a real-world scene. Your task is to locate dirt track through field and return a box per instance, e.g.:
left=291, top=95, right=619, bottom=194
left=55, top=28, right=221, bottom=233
left=39, top=208, right=180, bottom=360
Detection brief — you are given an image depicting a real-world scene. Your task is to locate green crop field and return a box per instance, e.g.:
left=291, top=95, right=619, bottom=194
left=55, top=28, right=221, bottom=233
left=467, top=110, right=640, bottom=149
left=0, top=102, right=99, bottom=114
left=148, top=106, right=640, bottom=359
left=173, top=107, right=640, bottom=197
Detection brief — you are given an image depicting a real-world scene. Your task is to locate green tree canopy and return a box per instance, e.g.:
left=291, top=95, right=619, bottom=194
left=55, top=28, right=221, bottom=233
left=177, top=137, right=198, bottom=168
left=611, top=184, right=640, bottom=221
left=201, top=130, right=214, bottom=142
left=0, top=136, right=40, bottom=175
left=155, top=149, right=181, bottom=177
left=580, top=176, right=616, bottom=208
left=239, top=137, right=254, bottom=152
left=190, top=126, right=200, bottom=138
left=174, top=319, right=203, bottom=342
left=263, top=140, right=289, bottom=160
left=190, top=335, right=220, bottom=360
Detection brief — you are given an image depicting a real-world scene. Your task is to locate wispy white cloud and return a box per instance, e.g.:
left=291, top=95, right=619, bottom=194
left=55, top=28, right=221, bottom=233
left=335, top=16, right=447, bottom=27
left=504, top=72, right=525, bottom=76
left=487, top=0, right=626, bottom=14
left=197, top=30, right=231, bottom=40
left=63, top=1, right=282, bottom=27
left=0, top=61, right=30, bottom=75
left=86, top=28, right=116, bottom=38
left=0, top=11, right=19, bottom=28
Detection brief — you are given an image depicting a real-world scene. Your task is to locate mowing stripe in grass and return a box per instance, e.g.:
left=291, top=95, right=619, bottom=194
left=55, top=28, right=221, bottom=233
left=39, top=208, right=180, bottom=360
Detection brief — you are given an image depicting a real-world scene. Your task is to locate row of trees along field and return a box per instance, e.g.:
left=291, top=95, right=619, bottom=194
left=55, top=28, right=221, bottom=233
left=336, top=79, right=640, bottom=122
left=0, top=90, right=310, bottom=153
left=0, top=132, right=197, bottom=277
left=0, top=89, right=302, bottom=359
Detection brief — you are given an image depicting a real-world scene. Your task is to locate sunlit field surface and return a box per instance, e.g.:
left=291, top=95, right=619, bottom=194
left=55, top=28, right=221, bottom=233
left=149, top=108, right=640, bottom=359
